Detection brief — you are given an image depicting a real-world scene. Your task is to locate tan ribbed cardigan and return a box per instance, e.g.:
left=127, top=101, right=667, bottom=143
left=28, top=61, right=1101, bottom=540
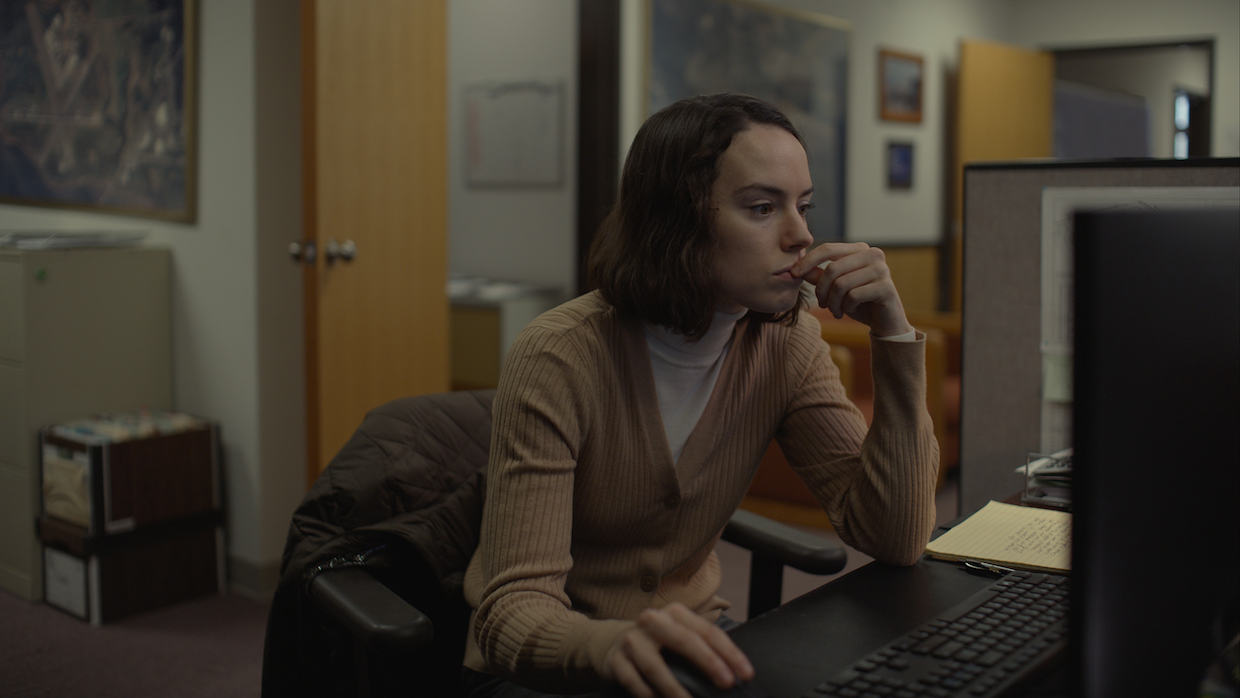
left=462, top=292, right=938, bottom=691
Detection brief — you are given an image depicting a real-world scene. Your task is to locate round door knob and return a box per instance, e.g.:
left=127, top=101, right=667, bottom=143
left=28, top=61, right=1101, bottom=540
left=289, top=241, right=316, bottom=264
left=325, top=239, right=357, bottom=263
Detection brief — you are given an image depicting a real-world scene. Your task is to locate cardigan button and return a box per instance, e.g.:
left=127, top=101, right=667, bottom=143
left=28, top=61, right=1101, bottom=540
left=665, top=494, right=680, bottom=508
left=640, top=575, right=658, bottom=592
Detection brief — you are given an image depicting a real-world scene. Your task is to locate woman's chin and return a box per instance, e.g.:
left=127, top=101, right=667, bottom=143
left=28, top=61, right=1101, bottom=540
left=752, top=295, right=803, bottom=315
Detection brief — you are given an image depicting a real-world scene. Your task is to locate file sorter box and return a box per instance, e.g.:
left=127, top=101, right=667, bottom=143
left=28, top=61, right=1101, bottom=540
left=40, top=412, right=219, bottom=536
left=38, top=515, right=225, bottom=625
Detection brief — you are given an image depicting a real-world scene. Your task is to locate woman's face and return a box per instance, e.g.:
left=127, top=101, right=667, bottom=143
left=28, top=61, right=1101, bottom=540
left=710, top=124, right=815, bottom=314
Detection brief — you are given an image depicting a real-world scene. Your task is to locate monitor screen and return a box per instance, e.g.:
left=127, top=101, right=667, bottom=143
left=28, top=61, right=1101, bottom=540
left=1071, top=208, right=1239, bottom=697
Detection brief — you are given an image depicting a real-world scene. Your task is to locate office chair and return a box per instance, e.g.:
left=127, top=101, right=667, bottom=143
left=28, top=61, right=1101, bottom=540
left=261, top=389, right=846, bottom=698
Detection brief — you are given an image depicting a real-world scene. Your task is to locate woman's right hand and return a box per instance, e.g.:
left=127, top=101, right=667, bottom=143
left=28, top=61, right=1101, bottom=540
left=602, top=603, right=755, bottom=698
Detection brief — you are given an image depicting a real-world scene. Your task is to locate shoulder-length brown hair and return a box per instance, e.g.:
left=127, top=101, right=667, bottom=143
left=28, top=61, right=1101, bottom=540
left=586, top=93, right=809, bottom=339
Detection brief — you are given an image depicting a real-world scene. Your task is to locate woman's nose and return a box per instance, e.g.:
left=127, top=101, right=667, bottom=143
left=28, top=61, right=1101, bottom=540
left=783, top=212, right=814, bottom=251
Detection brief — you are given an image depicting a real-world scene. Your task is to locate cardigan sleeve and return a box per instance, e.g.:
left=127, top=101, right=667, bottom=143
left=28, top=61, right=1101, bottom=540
left=776, top=321, right=939, bottom=566
left=464, top=323, right=634, bottom=691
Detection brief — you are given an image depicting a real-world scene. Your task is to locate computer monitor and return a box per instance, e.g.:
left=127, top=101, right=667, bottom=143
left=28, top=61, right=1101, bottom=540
left=1070, top=208, right=1239, bottom=697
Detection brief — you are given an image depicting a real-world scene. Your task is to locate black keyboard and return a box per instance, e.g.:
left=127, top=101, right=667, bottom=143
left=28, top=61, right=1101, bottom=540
left=809, top=571, right=1068, bottom=698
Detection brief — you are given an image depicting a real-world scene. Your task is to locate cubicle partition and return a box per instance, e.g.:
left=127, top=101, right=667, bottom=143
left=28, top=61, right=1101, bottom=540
left=958, top=158, right=1240, bottom=514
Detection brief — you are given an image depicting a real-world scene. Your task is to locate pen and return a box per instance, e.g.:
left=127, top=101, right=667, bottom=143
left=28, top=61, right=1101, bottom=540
left=962, top=560, right=1015, bottom=577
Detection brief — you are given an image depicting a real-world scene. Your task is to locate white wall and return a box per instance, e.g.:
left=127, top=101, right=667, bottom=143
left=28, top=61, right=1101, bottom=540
left=1011, top=0, right=1240, bottom=158
left=0, top=0, right=305, bottom=595
left=447, top=0, right=578, bottom=297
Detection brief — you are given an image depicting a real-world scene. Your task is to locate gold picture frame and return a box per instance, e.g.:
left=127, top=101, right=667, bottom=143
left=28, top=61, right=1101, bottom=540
left=879, top=48, right=923, bottom=123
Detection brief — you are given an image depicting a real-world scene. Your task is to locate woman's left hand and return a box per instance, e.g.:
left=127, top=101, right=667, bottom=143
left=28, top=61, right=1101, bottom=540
left=792, top=242, right=914, bottom=338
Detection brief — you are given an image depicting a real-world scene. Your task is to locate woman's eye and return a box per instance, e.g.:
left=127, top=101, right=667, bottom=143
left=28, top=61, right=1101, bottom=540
left=799, top=203, right=817, bottom=217
left=753, top=203, right=775, bottom=216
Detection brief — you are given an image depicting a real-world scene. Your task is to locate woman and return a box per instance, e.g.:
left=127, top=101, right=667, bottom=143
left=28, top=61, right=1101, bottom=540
left=461, top=94, right=939, bottom=698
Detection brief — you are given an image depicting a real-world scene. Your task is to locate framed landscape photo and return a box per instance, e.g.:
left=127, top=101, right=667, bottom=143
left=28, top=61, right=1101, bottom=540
left=879, top=48, right=922, bottom=123
left=0, top=0, right=197, bottom=221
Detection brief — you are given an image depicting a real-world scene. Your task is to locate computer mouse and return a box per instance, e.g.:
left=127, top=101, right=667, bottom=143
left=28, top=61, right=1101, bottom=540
left=661, top=650, right=770, bottom=698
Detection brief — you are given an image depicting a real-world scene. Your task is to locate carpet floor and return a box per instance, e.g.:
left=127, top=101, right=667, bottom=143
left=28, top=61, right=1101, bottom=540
left=0, top=588, right=269, bottom=698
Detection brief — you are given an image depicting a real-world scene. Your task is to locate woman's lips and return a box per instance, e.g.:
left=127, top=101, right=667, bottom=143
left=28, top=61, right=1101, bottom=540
left=775, top=264, right=800, bottom=280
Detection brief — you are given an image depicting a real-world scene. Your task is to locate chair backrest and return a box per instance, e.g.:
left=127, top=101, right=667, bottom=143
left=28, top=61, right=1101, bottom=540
left=282, top=389, right=496, bottom=590
left=263, top=390, right=496, bottom=697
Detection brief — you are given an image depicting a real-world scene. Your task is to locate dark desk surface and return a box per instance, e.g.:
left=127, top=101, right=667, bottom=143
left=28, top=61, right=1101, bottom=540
left=729, top=557, right=999, bottom=697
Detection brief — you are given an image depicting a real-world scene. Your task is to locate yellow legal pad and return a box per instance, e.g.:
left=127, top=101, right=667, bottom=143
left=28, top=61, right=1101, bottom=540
left=925, top=501, right=1071, bottom=573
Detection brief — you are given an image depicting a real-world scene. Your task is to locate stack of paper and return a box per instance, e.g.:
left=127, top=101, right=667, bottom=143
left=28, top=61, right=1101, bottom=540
left=925, top=501, right=1071, bottom=573
left=50, top=410, right=208, bottom=444
left=1019, top=448, right=1073, bottom=509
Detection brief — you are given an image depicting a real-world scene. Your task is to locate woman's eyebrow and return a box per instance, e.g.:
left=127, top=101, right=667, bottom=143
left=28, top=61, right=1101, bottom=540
left=734, top=183, right=815, bottom=199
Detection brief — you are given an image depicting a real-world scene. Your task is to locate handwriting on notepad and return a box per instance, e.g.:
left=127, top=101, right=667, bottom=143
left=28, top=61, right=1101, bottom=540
left=924, top=501, right=1072, bottom=572
left=1003, top=518, right=1070, bottom=558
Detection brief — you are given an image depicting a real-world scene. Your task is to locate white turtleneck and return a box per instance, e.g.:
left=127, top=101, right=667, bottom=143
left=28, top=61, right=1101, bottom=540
left=645, top=308, right=748, bottom=462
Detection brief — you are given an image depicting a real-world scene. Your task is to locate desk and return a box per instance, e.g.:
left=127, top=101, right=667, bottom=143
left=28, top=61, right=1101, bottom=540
left=721, top=500, right=1072, bottom=698
left=729, top=558, right=1000, bottom=697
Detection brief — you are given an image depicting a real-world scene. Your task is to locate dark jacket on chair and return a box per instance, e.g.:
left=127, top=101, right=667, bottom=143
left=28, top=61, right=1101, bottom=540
left=261, top=390, right=495, bottom=697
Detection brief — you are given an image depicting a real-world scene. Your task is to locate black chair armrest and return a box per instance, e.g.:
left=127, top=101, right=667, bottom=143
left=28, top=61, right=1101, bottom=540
left=724, top=509, right=847, bottom=619
left=724, top=508, right=846, bottom=575
left=309, top=568, right=434, bottom=655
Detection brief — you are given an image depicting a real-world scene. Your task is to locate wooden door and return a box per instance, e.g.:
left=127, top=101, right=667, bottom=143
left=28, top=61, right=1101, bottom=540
left=301, top=0, right=450, bottom=484
left=949, top=39, right=1054, bottom=309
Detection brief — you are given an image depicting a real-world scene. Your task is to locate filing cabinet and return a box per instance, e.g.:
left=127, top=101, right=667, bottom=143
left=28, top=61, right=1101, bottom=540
left=0, top=247, right=171, bottom=601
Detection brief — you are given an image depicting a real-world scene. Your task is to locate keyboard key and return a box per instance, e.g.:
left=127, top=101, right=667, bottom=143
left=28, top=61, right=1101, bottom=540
left=912, top=635, right=950, bottom=654
left=976, top=650, right=1006, bottom=667
left=891, top=639, right=917, bottom=651
left=932, top=641, right=966, bottom=658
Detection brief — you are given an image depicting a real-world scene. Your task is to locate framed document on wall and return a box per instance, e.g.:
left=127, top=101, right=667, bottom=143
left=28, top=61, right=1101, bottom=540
left=463, top=80, right=564, bottom=188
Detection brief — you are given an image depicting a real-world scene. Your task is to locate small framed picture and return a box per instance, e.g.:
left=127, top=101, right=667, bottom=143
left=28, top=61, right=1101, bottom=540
left=887, top=141, right=914, bottom=189
left=879, top=49, right=923, bottom=123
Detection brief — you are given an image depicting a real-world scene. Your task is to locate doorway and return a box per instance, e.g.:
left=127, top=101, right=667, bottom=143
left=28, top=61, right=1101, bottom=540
left=1051, top=40, right=1214, bottom=159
